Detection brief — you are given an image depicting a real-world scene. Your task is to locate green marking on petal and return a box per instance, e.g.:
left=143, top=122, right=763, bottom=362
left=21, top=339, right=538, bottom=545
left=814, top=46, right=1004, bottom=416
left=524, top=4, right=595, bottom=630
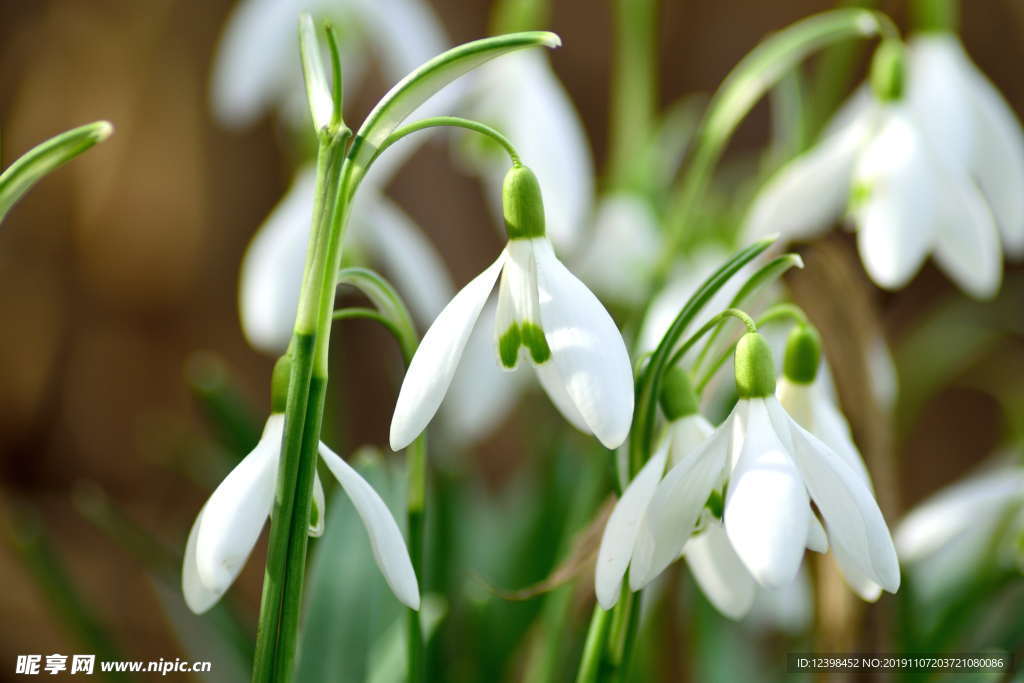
left=520, top=322, right=551, bottom=364
left=498, top=324, right=522, bottom=368
left=705, top=489, right=724, bottom=519
left=849, top=180, right=872, bottom=211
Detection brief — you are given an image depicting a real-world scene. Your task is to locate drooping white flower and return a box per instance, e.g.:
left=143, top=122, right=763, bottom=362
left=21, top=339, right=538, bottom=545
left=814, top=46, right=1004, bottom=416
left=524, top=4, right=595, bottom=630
left=573, top=194, right=663, bottom=308
left=745, top=46, right=1002, bottom=299
left=462, top=52, right=595, bottom=251
left=239, top=153, right=454, bottom=353
left=182, top=414, right=420, bottom=613
left=390, top=166, right=633, bottom=451
left=896, top=457, right=1024, bottom=598
left=210, top=0, right=448, bottom=130
left=906, top=33, right=1024, bottom=257
left=631, top=333, right=900, bottom=601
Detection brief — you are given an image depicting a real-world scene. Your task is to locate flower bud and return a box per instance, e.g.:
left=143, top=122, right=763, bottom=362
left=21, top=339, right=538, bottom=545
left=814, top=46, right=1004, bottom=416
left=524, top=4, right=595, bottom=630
left=271, top=354, right=292, bottom=413
left=659, top=365, right=699, bottom=421
left=783, top=324, right=821, bottom=385
left=734, top=332, right=776, bottom=399
left=502, top=165, right=546, bottom=240
left=870, top=39, right=905, bottom=103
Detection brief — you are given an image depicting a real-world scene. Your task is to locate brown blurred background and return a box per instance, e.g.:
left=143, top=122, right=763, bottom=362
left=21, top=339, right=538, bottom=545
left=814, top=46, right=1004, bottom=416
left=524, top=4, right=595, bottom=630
left=2, top=0, right=1023, bottom=678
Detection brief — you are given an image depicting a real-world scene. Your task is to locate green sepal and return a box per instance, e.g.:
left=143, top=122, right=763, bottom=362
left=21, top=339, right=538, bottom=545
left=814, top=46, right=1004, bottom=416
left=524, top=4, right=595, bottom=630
left=659, top=365, right=699, bottom=421
left=870, top=39, right=905, bottom=102
left=502, top=165, right=546, bottom=240
left=520, top=322, right=551, bottom=364
left=498, top=324, right=522, bottom=368
left=271, top=354, right=292, bottom=413
left=734, top=333, right=777, bottom=399
left=783, top=324, right=821, bottom=385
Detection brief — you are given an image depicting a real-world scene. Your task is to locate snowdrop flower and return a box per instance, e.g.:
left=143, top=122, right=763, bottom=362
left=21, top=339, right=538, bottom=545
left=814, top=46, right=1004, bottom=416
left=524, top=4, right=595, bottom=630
left=182, top=410, right=420, bottom=614
left=745, top=40, right=1002, bottom=299
left=574, top=194, right=663, bottom=308
left=906, top=31, right=1024, bottom=256
left=463, top=52, right=595, bottom=251
left=211, top=0, right=448, bottom=129
left=896, top=456, right=1024, bottom=597
left=631, top=332, right=900, bottom=603
left=239, top=150, right=454, bottom=353
left=390, top=165, right=633, bottom=451
left=595, top=366, right=713, bottom=609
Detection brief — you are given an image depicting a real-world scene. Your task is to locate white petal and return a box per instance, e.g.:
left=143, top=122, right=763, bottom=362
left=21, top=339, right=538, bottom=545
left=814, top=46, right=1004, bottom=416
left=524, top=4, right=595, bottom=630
left=308, top=470, right=325, bottom=538
left=573, top=194, right=663, bottom=306
left=352, top=192, right=455, bottom=325
left=896, top=465, right=1024, bottom=562
left=724, top=400, right=810, bottom=589
left=684, top=523, right=757, bottom=620
left=831, top=536, right=883, bottom=602
left=906, top=35, right=976, bottom=173
left=210, top=0, right=304, bottom=128
left=867, top=333, right=898, bottom=410
left=534, top=360, right=592, bottom=435
left=666, top=414, right=715, bottom=469
left=931, top=164, right=1002, bottom=299
left=239, top=168, right=316, bottom=353
left=595, top=445, right=668, bottom=610
left=965, top=54, right=1024, bottom=256
left=440, top=303, right=530, bottom=448
left=852, top=106, right=937, bottom=290
left=806, top=515, right=829, bottom=554
left=745, top=107, right=868, bottom=242
left=767, top=399, right=899, bottom=592
left=468, top=52, right=594, bottom=251
left=533, top=239, right=634, bottom=448
left=390, top=252, right=506, bottom=450
left=195, top=415, right=282, bottom=593
left=182, top=508, right=221, bottom=614
left=630, top=415, right=730, bottom=590
left=318, top=443, right=420, bottom=609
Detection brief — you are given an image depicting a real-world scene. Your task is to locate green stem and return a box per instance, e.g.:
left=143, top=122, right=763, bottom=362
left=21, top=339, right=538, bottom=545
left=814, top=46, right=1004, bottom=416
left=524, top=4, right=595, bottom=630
left=575, top=605, right=612, bottom=683
left=911, top=0, right=958, bottom=33
left=607, top=0, right=658, bottom=192
left=251, top=130, right=350, bottom=683
left=378, top=116, right=522, bottom=166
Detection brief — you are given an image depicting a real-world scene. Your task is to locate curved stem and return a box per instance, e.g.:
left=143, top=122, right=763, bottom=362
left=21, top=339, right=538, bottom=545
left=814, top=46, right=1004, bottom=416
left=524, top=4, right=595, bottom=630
left=378, top=116, right=522, bottom=166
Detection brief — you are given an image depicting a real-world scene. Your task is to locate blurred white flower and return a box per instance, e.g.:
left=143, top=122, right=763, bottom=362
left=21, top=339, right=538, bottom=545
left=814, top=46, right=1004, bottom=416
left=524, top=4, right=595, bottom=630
left=746, top=91, right=1002, bottom=299
left=390, top=233, right=633, bottom=451
left=631, top=335, right=900, bottom=602
left=595, top=413, right=714, bottom=609
left=896, top=457, right=1024, bottom=598
left=182, top=414, right=419, bottom=614
left=239, top=144, right=455, bottom=353
left=573, top=194, right=663, bottom=307
left=463, top=52, right=595, bottom=251
left=211, top=0, right=448, bottom=129
left=906, top=34, right=1024, bottom=257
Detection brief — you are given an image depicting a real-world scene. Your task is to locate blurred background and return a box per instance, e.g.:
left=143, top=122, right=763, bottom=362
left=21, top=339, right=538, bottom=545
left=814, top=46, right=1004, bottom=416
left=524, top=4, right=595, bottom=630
left=2, top=0, right=1023, bottom=680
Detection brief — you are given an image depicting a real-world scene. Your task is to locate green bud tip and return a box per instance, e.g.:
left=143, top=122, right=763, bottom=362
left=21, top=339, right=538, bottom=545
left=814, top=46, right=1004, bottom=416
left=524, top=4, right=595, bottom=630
left=783, top=324, right=821, bottom=385
left=659, top=365, right=699, bottom=421
left=870, top=39, right=905, bottom=102
left=271, top=354, right=292, bottom=413
left=502, top=165, right=546, bottom=240
left=734, top=332, right=776, bottom=399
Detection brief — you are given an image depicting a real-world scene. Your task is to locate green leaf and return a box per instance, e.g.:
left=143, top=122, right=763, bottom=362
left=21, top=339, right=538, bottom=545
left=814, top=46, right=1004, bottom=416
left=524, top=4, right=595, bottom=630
left=0, top=121, right=113, bottom=223
left=348, top=31, right=560, bottom=170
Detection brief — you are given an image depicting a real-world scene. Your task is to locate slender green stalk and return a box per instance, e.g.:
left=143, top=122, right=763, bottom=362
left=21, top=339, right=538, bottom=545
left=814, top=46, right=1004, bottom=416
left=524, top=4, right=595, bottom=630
left=378, top=116, right=521, bottom=166
left=607, top=0, right=658, bottom=192
left=575, top=605, right=613, bottom=683
left=911, top=0, right=958, bottom=33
